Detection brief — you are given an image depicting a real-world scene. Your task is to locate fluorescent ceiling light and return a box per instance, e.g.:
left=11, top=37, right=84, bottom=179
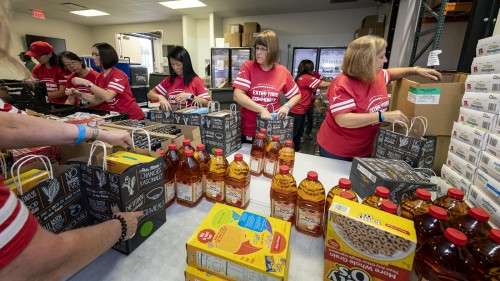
left=159, top=0, right=206, bottom=9
left=70, top=9, right=109, bottom=17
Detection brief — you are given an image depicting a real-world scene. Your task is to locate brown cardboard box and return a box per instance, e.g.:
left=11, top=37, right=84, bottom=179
left=362, top=15, right=386, bottom=28
left=243, top=22, right=261, bottom=33
left=390, top=72, right=468, bottom=136
left=354, top=27, right=384, bottom=39
left=226, top=23, right=243, bottom=34
left=224, top=33, right=241, bottom=47
left=242, top=32, right=258, bottom=47
left=433, top=136, right=451, bottom=175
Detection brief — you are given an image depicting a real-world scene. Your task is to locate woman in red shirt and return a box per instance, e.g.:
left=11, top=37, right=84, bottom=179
left=59, top=51, right=100, bottom=107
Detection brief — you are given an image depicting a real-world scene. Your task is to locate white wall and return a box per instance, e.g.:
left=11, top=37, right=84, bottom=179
left=197, top=19, right=210, bottom=77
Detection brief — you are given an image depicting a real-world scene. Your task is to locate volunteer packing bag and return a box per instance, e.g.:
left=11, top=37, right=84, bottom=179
left=171, top=100, right=209, bottom=143
left=372, top=117, right=437, bottom=169
left=256, top=104, right=294, bottom=142
left=204, top=103, right=242, bottom=155
left=9, top=155, right=91, bottom=233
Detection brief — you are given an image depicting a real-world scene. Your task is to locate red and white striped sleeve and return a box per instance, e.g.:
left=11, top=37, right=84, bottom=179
left=0, top=100, right=26, bottom=115
left=328, top=84, right=356, bottom=116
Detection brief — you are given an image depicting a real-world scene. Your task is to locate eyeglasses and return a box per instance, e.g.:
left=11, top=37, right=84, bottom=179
left=255, top=47, right=268, bottom=53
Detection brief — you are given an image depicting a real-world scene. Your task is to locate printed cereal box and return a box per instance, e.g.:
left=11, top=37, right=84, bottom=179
left=186, top=203, right=291, bottom=281
left=185, top=265, right=228, bottom=281
left=324, top=196, right=416, bottom=281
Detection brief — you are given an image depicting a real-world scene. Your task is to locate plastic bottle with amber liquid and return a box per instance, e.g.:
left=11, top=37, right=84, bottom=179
left=380, top=201, right=398, bottom=215
left=361, top=186, right=391, bottom=209
left=449, top=207, right=492, bottom=241
left=178, top=139, right=195, bottom=157
left=176, top=149, right=203, bottom=207
left=415, top=228, right=476, bottom=281
left=205, top=149, right=229, bottom=203
left=414, top=205, right=448, bottom=249
left=466, top=229, right=500, bottom=280
left=270, top=165, right=297, bottom=223
left=225, top=153, right=250, bottom=208
left=324, top=178, right=358, bottom=236
left=263, top=135, right=282, bottom=179
left=432, top=188, right=470, bottom=220
left=194, top=144, right=210, bottom=193
left=249, top=133, right=266, bottom=176
left=278, top=140, right=295, bottom=174
left=259, top=128, right=270, bottom=146
left=398, top=188, right=432, bottom=220
left=158, top=150, right=176, bottom=208
left=295, top=171, right=325, bottom=236
left=165, top=143, right=181, bottom=199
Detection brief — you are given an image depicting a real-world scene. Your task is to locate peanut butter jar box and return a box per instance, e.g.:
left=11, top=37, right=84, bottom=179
left=186, top=203, right=291, bottom=281
left=324, top=197, right=416, bottom=281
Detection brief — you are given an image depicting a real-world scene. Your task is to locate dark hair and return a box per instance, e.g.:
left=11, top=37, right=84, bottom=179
left=58, top=51, right=86, bottom=68
left=48, top=52, right=58, bottom=67
left=167, top=45, right=198, bottom=85
left=295, top=59, right=315, bottom=81
left=19, top=52, right=31, bottom=61
left=92, top=42, right=118, bottom=69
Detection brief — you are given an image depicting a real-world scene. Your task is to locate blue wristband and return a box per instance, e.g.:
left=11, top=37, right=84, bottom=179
left=285, top=103, right=292, bottom=110
left=74, top=124, right=86, bottom=144
left=380, top=111, right=385, bottom=122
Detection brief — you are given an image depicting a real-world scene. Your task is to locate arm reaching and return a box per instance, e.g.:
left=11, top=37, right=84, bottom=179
left=233, top=88, right=272, bottom=120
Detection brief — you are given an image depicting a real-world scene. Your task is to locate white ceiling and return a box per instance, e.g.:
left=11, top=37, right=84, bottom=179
left=11, top=0, right=381, bottom=26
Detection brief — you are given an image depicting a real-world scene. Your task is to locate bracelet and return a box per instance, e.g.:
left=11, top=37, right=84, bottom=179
left=87, top=83, right=93, bottom=89
left=74, top=124, right=86, bottom=144
left=78, top=91, right=83, bottom=99
left=378, top=111, right=385, bottom=122
left=113, top=215, right=127, bottom=243
left=413, top=66, right=419, bottom=75
left=285, top=103, right=292, bottom=110
left=89, top=126, right=99, bottom=142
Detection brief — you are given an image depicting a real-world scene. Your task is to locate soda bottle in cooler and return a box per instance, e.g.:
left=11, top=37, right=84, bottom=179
left=361, top=186, right=391, bottom=209
left=449, top=207, right=492, bottom=240
left=295, top=171, right=325, bottom=236
left=270, top=165, right=297, bottom=223
left=414, top=205, right=448, bottom=249
left=399, top=188, right=433, bottom=220
left=205, top=148, right=229, bottom=203
left=176, top=149, right=203, bottom=207
left=178, top=139, right=195, bottom=157
left=466, top=229, right=500, bottom=280
left=158, top=150, right=176, bottom=208
left=194, top=144, right=210, bottom=192
left=249, top=133, right=266, bottom=176
left=225, top=153, right=250, bottom=209
left=380, top=200, right=398, bottom=215
left=432, top=188, right=470, bottom=220
left=278, top=140, right=295, bottom=174
left=263, top=135, right=282, bottom=179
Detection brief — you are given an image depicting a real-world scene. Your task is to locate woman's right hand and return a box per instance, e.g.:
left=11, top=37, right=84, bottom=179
left=383, top=110, right=409, bottom=124
left=159, top=101, right=171, bottom=111
left=259, top=108, right=272, bottom=120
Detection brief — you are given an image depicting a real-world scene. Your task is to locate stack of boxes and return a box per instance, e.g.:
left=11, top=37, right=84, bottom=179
left=224, top=22, right=261, bottom=47
left=354, top=15, right=386, bottom=39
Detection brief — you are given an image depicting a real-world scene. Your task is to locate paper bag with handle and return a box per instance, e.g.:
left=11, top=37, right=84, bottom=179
left=256, top=104, right=294, bottom=143
left=204, top=103, right=242, bottom=155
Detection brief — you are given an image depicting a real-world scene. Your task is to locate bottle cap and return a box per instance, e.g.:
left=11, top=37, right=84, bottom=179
left=234, top=153, right=243, bottom=161
left=214, top=149, right=223, bottom=156
left=340, top=191, right=355, bottom=201
left=447, top=188, right=464, bottom=200
left=182, top=139, right=191, bottom=146
left=338, top=178, right=351, bottom=189
left=444, top=228, right=467, bottom=246
left=279, top=165, right=290, bottom=174
left=257, top=133, right=264, bottom=139
left=260, top=128, right=267, bottom=134
left=307, top=171, right=318, bottom=181
left=272, top=135, right=280, bottom=141
left=380, top=201, right=398, bottom=214
left=375, top=186, right=390, bottom=198
left=168, top=143, right=177, bottom=150
left=184, top=149, right=194, bottom=157
left=415, top=188, right=431, bottom=201
left=156, top=149, right=165, bottom=156
left=196, top=144, right=205, bottom=151
left=428, top=205, right=447, bottom=220
left=489, top=229, right=500, bottom=244
left=469, top=207, right=490, bottom=223
left=285, top=140, right=293, bottom=147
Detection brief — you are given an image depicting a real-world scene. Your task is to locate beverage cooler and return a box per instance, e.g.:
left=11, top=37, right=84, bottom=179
left=291, top=48, right=319, bottom=78
left=317, top=47, right=346, bottom=80
left=210, top=48, right=252, bottom=89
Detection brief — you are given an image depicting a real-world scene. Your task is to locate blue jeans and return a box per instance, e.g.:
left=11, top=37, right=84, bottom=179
left=288, top=112, right=305, bottom=151
left=319, top=145, right=354, bottom=162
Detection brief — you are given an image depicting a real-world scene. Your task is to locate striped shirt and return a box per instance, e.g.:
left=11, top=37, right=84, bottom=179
left=153, top=76, right=210, bottom=107
left=290, top=74, right=322, bottom=115
left=0, top=100, right=25, bottom=114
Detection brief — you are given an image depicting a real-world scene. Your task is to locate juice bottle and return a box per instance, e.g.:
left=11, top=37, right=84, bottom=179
left=380, top=200, right=398, bottom=215
left=324, top=178, right=358, bottom=236
left=449, top=207, right=492, bottom=240
left=178, top=139, right=195, bottom=157
left=466, top=229, right=500, bottom=280
left=361, top=186, right=391, bottom=209
left=158, top=150, right=175, bottom=208
left=398, top=188, right=432, bottom=220
left=249, top=133, right=266, bottom=176
left=414, top=228, right=476, bottom=281
left=414, top=205, right=448, bottom=249
left=259, top=128, right=270, bottom=146
left=205, top=149, right=228, bottom=203
left=194, top=144, right=210, bottom=193
left=339, top=191, right=356, bottom=201
left=165, top=143, right=181, bottom=169
left=263, top=135, right=282, bottom=179
left=175, top=149, right=202, bottom=207
left=295, top=171, right=325, bottom=236
left=225, top=153, right=250, bottom=209
left=432, top=188, right=470, bottom=220
left=279, top=140, right=295, bottom=174
left=270, top=165, right=297, bottom=223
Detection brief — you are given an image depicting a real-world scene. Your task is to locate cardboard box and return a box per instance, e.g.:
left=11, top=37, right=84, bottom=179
left=467, top=184, right=500, bottom=228
left=465, top=74, right=500, bottom=93
left=448, top=138, right=481, bottom=166
left=242, top=32, right=258, bottom=47
left=451, top=122, right=490, bottom=150
left=243, top=22, right=261, bottom=33
left=474, top=169, right=500, bottom=204
left=471, top=54, right=500, bottom=74
left=185, top=266, right=227, bottom=281
left=477, top=35, right=500, bottom=57
left=435, top=176, right=455, bottom=198
left=362, top=15, right=386, bottom=28
left=354, top=27, right=384, bottom=39
left=433, top=136, right=451, bottom=175
left=478, top=150, right=500, bottom=182
left=224, top=33, right=242, bottom=47
left=390, top=72, right=468, bottom=136
left=487, top=133, right=500, bottom=156
left=106, top=151, right=157, bottom=174
left=226, top=24, right=243, bottom=34
left=458, top=107, right=498, bottom=132
left=324, top=196, right=416, bottom=281
left=186, top=203, right=291, bottom=281
left=462, top=92, right=500, bottom=114
left=5, top=169, right=49, bottom=196
left=446, top=152, right=477, bottom=181
left=441, top=164, right=472, bottom=197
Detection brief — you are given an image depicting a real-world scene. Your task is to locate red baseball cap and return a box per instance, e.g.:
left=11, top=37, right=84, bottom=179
left=26, top=41, right=54, bottom=57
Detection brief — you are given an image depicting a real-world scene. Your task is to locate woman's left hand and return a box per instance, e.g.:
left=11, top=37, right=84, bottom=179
left=72, top=77, right=88, bottom=86
left=175, top=92, right=189, bottom=103
left=276, top=105, right=290, bottom=119
left=416, top=68, right=442, bottom=81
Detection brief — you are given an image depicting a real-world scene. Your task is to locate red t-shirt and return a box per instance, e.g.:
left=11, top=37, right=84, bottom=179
left=32, top=64, right=68, bottom=104
left=66, top=69, right=100, bottom=107
left=0, top=100, right=25, bottom=114
left=290, top=74, right=321, bottom=115
left=317, top=70, right=390, bottom=158
left=94, top=67, right=145, bottom=120
left=0, top=185, right=38, bottom=269
left=153, top=76, right=210, bottom=107
left=233, top=61, right=299, bottom=137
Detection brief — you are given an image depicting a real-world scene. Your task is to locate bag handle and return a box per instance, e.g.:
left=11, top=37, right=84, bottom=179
left=11, top=155, right=53, bottom=195
left=0, top=153, right=7, bottom=180
left=230, top=103, right=237, bottom=116
left=392, top=121, right=409, bottom=136
left=210, top=101, right=221, bottom=113
left=178, top=99, right=188, bottom=109
left=88, top=140, right=108, bottom=170
left=410, top=116, right=428, bottom=135
left=265, top=103, right=275, bottom=113
left=192, top=100, right=203, bottom=109
left=413, top=167, right=436, bottom=179
left=131, top=128, right=152, bottom=153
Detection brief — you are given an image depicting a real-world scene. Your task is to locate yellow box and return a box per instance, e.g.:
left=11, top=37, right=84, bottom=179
left=105, top=151, right=156, bottom=174
left=186, top=203, right=291, bottom=281
left=185, top=265, right=228, bottom=281
left=5, top=169, right=49, bottom=195
left=324, top=197, right=416, bottom=281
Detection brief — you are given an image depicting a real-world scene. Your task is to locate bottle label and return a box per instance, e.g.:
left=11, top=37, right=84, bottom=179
left=226, top=183, right=250, bottom=207
left=297, top=207, right=322, bottom=233
left=177, top=180, right=202, bottom=203
left=165, top=180, right=175, bottom=203
left=264, top=158, right=277, bottom=175
left=206, top=179, right=224, bottom=201
left=250, top=157, right=262, bottom=173
left=272, top=199, right=296, bottom=222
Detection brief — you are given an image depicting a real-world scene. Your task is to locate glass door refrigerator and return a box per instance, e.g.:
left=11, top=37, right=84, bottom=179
left=230, top=48, right=252, bottom=85
left=211, top=48, right=252, bottom=89
left=291, top=47, right=319, bottom=79
left=317, top=47, right=347, bottom=81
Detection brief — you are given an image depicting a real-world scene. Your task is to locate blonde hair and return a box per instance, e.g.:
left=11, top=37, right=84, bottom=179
left=254, top=30, right=280, bottom=65
left=341, top=35, right=387, bottom=83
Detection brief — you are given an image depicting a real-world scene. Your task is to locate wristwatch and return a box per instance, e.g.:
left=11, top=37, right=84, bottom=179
left=87, top=83, right=93, bottom=89
left=187, top=94, right=195, bottom=100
